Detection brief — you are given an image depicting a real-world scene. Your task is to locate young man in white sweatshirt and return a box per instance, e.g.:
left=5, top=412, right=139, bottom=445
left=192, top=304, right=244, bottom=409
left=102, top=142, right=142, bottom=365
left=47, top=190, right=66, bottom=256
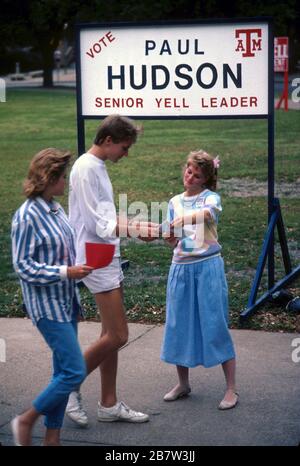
left=66, top=114, right=158, bottom=425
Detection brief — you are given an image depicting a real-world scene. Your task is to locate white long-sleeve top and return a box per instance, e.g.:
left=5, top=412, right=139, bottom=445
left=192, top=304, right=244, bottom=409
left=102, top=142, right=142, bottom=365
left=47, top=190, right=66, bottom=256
left=69, top=152, right=120, bottom=265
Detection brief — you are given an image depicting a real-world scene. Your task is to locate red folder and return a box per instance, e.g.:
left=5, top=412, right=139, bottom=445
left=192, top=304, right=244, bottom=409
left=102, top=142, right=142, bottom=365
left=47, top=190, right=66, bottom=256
left=85, top=242, right=115, bottom=269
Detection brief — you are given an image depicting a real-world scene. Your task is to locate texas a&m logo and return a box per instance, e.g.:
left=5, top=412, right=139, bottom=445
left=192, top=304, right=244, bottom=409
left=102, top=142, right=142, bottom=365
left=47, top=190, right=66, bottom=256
left=235, top=29, right=262, bottom=57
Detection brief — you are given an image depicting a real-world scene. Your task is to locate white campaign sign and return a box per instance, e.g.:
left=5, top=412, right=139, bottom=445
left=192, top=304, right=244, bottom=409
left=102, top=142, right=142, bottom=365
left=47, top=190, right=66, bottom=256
left=79, top=22, right=269, bottom=117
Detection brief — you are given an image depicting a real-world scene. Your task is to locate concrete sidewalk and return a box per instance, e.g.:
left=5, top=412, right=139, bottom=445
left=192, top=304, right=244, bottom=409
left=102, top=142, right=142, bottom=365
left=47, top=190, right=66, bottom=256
left=0, top=318, right=299, bottom=446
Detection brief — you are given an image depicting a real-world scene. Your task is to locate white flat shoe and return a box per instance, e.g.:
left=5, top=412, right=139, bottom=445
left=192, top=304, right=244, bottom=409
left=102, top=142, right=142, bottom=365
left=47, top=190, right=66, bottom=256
left=164, top=387, right=191, bottom=402
left=218, top=393, right=239, bottom=410
left=11, top=416, right=22, bottom=446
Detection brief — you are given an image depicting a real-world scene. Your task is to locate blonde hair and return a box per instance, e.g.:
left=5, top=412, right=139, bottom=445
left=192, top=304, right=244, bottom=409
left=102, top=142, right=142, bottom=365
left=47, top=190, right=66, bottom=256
left=185, top=150, right=217, bottom=191
left=23, top=148, right=72, bottom=198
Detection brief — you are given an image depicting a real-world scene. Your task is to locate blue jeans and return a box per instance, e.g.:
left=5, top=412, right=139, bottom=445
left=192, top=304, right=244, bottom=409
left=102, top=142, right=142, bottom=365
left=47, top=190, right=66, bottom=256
left=33, top=318, right=86, bottom=429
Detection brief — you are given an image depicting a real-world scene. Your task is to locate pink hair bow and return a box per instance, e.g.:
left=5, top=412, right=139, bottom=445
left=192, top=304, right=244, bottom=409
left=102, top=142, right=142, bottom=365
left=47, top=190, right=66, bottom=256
left=213, top=156, right=220, bottom=169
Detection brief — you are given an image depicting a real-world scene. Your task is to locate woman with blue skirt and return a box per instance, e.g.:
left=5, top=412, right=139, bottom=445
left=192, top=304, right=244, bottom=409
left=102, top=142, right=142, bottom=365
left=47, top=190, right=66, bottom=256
left=161, top=150, right=238, bottom=410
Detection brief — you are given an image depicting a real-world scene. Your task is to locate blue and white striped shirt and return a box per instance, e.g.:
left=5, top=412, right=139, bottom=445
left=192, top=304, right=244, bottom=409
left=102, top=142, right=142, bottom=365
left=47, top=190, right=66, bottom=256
left=11, top=196, right=81, bottom=325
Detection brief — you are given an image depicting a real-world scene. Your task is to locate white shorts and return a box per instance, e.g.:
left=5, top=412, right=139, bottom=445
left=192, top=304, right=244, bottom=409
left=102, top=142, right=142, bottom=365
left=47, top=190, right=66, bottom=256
left=81, top=257, right=124, bottom=294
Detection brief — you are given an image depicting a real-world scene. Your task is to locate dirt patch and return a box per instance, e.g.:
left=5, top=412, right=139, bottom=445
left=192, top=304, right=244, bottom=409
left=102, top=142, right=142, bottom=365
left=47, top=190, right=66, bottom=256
left=219, top=178, right=300, bottom=198
left=227, top=268, right=256, bottom=280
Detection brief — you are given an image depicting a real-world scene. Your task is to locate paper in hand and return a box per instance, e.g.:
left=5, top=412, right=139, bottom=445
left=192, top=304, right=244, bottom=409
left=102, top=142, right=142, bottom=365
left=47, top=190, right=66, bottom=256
left=85, top=242, right=115, bottom=269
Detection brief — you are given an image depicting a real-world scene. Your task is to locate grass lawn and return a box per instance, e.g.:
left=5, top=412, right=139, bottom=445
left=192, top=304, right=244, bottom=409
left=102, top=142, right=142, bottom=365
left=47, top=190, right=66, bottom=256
left=0, top=88, right=299, bottom=332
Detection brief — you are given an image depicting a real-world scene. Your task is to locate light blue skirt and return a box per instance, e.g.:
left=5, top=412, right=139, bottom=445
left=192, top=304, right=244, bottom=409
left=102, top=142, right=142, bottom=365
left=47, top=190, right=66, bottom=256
left=160, top=255, right=236, bottom=368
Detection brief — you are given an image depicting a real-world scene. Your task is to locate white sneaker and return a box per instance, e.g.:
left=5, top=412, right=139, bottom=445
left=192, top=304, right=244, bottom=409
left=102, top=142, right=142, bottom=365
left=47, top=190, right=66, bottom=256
left=97, top=401, right=149, bottom=423
left=66, top=391, right=88, bottom=427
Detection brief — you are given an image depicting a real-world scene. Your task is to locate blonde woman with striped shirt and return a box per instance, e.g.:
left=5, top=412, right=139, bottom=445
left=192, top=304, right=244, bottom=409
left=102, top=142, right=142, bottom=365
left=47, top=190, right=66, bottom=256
left=11, top=148, right=93, bottom=446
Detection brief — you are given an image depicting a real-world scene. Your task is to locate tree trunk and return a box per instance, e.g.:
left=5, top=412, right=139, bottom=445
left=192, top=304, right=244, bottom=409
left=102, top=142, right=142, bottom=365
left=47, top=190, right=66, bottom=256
left=43, top=65, right=53, bottom=87
left=41, top=43, right=55, bottom=87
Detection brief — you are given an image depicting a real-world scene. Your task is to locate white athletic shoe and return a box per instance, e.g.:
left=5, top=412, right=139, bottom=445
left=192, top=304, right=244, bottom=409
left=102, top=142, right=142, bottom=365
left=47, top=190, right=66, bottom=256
left=97, top=401, right=149, bottom=423
left=66, top=391, right=88, bottom=427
